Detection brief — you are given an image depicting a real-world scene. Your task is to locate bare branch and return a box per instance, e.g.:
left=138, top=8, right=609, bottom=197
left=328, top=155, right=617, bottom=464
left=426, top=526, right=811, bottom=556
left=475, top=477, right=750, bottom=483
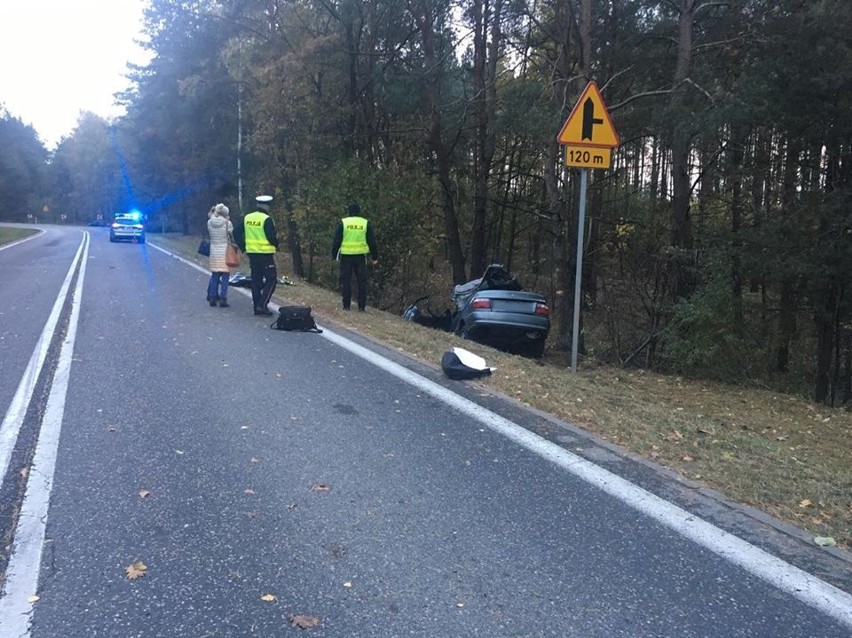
left=608, top=89, right=672, bottom=112
left=695, top=1, right=731, bottom=15
left=693, top=35, right=745, bottom=54
left=599, top=67, right=633, bottom=93
left=682, top=77, right=715, bottom=103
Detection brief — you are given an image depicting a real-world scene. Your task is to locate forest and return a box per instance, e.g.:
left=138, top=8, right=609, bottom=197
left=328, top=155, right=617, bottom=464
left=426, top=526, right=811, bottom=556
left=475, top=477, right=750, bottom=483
left=0, top=0, right=849, bottom=406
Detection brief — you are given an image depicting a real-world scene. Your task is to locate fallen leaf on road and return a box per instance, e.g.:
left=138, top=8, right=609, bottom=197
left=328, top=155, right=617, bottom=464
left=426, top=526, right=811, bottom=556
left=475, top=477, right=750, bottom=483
left=138, top=490, right=151, bottom=499
left=125, top=561, right=148, bottom=580
left=311, top=484, right=330, bottom=492
left=343, top=581, right=352, bottom=588
left=174, top=449, right=184, bottom=455
left=244, top=489, right=255, bottom=495
left=288, top=614, right=321, bottom=629
left=20, top=466, right=29, bottom=479
left=28, top=595, right=39, bottom=604
left=250, top=457, right=259, bottom=464
left=261, top=594, right=277, bottom=603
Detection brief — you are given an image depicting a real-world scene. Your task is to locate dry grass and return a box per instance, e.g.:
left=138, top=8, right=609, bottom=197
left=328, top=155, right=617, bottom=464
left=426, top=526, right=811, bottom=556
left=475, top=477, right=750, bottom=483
left=157, top=233, right=852, bottom=548
left=0, top=227, right=38, bottom=244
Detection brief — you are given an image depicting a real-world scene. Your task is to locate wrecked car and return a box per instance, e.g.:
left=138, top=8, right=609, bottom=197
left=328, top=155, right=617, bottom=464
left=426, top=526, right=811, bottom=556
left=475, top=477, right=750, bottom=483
left=404, top=264, right=550, bottom=358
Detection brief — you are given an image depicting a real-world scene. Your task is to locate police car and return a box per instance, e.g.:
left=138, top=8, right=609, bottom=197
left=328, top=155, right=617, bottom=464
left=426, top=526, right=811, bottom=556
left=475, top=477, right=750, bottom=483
left=109, top=211, right=146, bottom=243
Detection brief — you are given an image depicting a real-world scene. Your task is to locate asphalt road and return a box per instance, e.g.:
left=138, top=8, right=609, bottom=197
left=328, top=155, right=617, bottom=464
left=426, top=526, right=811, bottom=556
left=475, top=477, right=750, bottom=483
left=0, top=224, right=850, bottom=637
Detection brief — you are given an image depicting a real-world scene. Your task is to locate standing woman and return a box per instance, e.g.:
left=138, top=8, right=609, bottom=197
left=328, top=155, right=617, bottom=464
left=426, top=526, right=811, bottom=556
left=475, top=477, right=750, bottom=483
left=207, top=203, right=234, bottom=307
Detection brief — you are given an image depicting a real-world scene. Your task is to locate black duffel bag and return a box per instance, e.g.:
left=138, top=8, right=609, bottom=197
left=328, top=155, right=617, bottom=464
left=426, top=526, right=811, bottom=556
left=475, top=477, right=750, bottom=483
left=271, top=306, right=322, bottom=333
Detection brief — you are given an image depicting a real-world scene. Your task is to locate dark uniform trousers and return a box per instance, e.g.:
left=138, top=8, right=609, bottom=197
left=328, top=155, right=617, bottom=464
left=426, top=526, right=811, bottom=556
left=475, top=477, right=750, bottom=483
left=249, top=253, right=277, bottom=310
left=339, top=254, right=367, bottom=310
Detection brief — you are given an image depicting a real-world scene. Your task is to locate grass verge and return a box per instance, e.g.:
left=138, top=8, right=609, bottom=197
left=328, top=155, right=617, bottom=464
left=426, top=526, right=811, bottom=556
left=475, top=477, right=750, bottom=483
left=154, top=233, right=852, bottom=549
left=0, top=227, right=38, bottom=246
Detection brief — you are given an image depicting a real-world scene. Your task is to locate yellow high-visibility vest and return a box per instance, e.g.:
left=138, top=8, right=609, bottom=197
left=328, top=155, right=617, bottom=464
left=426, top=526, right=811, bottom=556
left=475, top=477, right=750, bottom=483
left=340, top=216, right=369, bottom=255
left=244, top=211, right=275, bottom=253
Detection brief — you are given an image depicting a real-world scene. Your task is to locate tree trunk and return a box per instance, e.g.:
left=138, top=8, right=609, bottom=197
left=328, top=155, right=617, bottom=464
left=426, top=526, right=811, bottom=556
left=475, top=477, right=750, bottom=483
left=544, top=141, right=572, bottom=349
left=775, top=138, right=801, bottom=373
left=668, top=0, right=697, bottom=300
left=471, top=0, right=486, bottom=274
left=414, top=0, right=466, bottom=284
left=285, top=206, right=305, bottom=278
left=543, top=0, right=589, bottom=352
left=728, top=127, right=747, bottom=328
left=813, top=286, right=837, bottom=404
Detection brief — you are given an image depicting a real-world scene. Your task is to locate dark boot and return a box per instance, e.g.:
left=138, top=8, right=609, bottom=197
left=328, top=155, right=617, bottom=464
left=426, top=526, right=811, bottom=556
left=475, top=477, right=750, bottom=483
left=219, top=298, right=229, bottom=308
left=208, top=296, right=218, bottom=307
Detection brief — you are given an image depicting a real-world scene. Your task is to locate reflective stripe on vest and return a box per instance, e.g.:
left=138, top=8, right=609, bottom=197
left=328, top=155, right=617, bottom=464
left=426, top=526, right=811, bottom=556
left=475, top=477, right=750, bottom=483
left=244, top=211, right=275, bottom=253
left=340, top=216, right=369, bottom=255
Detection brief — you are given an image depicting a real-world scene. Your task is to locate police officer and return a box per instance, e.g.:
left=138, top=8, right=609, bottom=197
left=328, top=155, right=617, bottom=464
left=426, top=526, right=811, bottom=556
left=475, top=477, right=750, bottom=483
left=331, top=202, right=378, bottom=311
left=235, top=195, right=279, bottom=316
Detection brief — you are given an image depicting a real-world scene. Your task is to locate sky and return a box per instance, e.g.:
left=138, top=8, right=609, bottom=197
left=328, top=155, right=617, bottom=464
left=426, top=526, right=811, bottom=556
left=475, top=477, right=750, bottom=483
left=0, top=0, right=151, bottom=149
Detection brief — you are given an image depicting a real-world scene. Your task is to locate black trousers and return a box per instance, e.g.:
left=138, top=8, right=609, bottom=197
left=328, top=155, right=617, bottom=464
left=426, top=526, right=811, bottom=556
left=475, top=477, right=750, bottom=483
left=339, top=254, right=367, bottom=309
left=248, top=253, right=277, bottom=310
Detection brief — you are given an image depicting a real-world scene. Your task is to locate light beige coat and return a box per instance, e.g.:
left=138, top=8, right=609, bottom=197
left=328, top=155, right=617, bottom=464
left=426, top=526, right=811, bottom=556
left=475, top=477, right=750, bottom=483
left=207, top=214, right=234, bottom=273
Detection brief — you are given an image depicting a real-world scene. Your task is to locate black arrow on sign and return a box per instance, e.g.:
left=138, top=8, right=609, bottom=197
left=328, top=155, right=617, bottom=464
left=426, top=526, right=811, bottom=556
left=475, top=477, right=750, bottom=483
left=582, top=98, right=603, bottom=141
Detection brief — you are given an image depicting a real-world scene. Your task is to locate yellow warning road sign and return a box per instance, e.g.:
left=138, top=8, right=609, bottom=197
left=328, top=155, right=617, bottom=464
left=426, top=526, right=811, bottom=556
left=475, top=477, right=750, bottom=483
left=557, top=81, right=619, bottom=148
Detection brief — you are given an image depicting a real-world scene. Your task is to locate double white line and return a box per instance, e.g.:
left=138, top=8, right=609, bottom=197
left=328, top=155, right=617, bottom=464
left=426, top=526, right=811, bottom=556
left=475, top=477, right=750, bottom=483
left=0, top=231, right=89, bottom=636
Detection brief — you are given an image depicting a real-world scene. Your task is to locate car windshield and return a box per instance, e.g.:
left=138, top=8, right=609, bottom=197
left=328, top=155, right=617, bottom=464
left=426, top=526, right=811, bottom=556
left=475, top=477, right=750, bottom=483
left=114, top=218, right=141, bottom=226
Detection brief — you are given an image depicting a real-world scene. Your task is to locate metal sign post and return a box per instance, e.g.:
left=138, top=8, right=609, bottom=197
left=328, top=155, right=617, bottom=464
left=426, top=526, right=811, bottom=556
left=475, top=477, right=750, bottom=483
left=571, top=169, right=588, bottom=374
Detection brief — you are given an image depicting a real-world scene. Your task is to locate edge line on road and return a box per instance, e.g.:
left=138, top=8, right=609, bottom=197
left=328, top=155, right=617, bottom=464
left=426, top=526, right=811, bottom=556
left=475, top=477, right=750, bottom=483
left=149, top=240, right=852, bottom=629
left=0, top=229, right=85, bottom=483
left=0, top=232, right=90, bottom=637
left=320, top=329, right=852, bottom=629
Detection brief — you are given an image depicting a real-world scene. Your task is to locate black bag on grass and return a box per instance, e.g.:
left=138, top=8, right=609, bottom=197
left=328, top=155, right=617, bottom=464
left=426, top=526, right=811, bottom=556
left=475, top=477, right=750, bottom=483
left=271, top=306, right=322, bottom=333
left=441, top=347, right=494, bottom=380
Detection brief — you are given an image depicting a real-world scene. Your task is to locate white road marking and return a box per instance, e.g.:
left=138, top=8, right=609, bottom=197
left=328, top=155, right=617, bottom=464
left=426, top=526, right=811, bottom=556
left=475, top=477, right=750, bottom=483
left=47, top=239, right=850, bottom=630
left=320, top=330, right=852, bottom=629
left=147, top=240, right=254, bottom=299
left=0, top=230, right=85, bottom=482
left=0, top=233, right=89, bottom=637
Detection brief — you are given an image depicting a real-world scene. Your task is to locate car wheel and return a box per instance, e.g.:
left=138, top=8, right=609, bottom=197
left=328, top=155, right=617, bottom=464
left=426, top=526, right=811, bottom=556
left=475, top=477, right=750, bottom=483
left=454, top=320, right=469, bottom=338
